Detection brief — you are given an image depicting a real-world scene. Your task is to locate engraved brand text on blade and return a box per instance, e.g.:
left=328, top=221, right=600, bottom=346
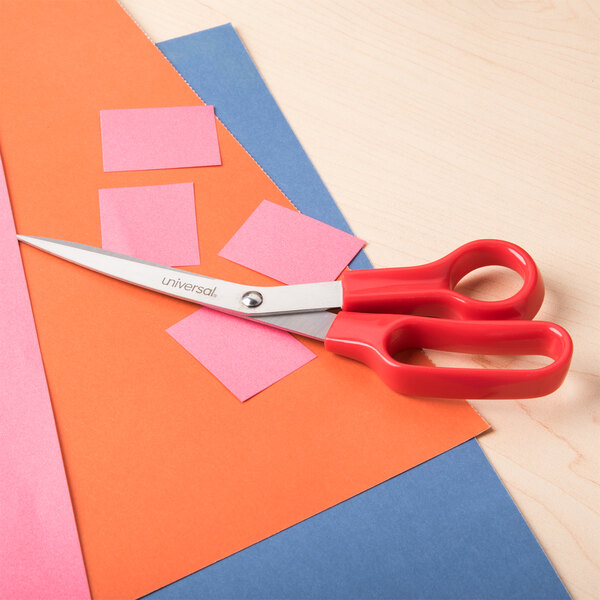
left=161, top=277, right=217, bottom=296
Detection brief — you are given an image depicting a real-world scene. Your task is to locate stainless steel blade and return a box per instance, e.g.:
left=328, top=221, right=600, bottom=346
left=17, top=235, right=343, bottom=317
left=252, top=311, right=337, bottom=341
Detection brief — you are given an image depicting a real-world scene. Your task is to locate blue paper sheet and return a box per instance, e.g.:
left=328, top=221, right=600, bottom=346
left=144, top=443, right=566, bottom=600
left=150, top=25, right=569, bottom=599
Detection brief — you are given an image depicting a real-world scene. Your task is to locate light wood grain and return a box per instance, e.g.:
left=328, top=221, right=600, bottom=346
left=120, top=1, right=600, bottom=597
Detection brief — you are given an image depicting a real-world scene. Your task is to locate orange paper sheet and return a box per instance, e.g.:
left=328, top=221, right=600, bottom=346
left=0, top=2, right=488, bottom=598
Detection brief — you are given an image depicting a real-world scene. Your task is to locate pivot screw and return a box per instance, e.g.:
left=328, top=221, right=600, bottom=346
left=242, top=291, right=263, bottom=308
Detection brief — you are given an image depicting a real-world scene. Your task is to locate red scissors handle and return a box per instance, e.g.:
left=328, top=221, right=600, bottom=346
left=324, top=312, right=572, bottom=399
left=341, top=239, right=544, bottom=320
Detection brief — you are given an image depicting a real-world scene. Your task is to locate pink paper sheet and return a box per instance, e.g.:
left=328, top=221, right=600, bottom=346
left=99, top=182, right=200, bottom=266
left=167, top=309, right=316, bottom=402
left=219, top=200, right=365, bottom=284
left=100, top=106, right=221, bottom=171
left=0, top=152, right=90, bottom=598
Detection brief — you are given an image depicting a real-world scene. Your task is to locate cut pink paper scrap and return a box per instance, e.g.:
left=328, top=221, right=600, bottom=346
left=99, top=182, right=200, bottom=266
left=167, top=309, right=316, bottom=402
left=219, top=199, right=366, bottom=284
left=0, top=151, right=90, bottom=598
left=100, top=105, right=221, bottom=172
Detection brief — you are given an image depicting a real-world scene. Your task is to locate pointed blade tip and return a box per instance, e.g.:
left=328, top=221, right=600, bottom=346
left=16, top=234, right=43, bottom=246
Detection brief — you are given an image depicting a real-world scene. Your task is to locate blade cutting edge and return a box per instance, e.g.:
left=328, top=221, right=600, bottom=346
left=252, top=311, right=337, bottom=341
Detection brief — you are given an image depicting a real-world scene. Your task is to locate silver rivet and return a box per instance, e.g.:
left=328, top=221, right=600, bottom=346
left=241, top=291, right=263, bottom=308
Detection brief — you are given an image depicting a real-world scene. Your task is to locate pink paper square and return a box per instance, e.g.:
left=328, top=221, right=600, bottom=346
left=99, top=182, right=200, bottom=266
left=219, top=200, right=365, bottom=284
left=167, top=309, right=316, bottom=402
left=100, top=106, right=221, bottom=172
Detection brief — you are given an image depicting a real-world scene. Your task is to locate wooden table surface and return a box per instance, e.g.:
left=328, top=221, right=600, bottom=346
left=121, top=1, right=599, bottom=597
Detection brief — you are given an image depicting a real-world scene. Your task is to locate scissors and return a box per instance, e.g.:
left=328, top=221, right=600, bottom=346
left=17, top=236, right=572, bottom=400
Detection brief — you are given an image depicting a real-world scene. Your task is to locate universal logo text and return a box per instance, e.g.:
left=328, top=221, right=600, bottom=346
left=161, top=277, right=217, bottom=297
